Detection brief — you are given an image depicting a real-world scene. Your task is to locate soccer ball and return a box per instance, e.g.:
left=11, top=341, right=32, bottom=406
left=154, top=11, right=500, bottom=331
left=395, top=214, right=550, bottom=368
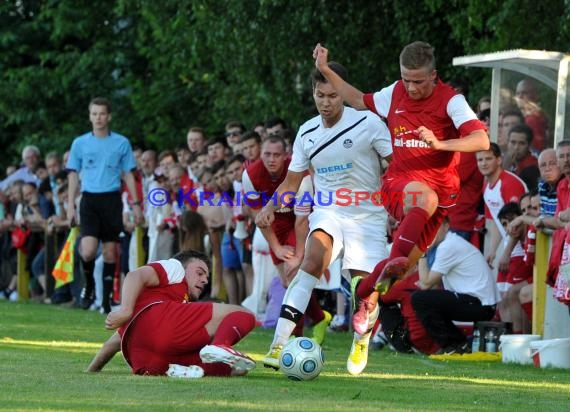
left=279, top=337, right=324, bottom=381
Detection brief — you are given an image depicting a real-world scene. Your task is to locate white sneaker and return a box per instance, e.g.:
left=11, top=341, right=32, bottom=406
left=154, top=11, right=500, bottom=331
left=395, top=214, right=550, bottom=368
left=166, top=364, right=205, bottom=379
left=9, top=290, right=18, bottom=302
left=347, top=331, right=371, bottom=375
left=200, top=344, right=256, bottom=372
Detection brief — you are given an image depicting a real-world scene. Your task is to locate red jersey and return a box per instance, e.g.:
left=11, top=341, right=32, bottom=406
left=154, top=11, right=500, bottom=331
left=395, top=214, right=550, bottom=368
left=511, top=152, right=538, bottom=176
left=179, top=172, right=198, bottom=211
left=448, top=152, right=483, bottom=232
left=242, top=158, right=295, bottom=238
left=118, top=260, right=190, bottom=337
left=121, top=170, right=144, bottom=211
left=547, top=178, right=570, bottom=286
left=364, top=80, right=486, bottom=207
left=483, top=170, right=527, bottom=220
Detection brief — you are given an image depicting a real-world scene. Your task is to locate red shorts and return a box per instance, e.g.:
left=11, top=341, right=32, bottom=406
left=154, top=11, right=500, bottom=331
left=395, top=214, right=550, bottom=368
left=269, top=228, right=297, bottom=266
left=121, top=301, right=213, bottom=375
left=380, top=272, right=439, bottom=355
left=506, top=256, right=534, bottom=285
left=381, top=176, right=449, bottom=252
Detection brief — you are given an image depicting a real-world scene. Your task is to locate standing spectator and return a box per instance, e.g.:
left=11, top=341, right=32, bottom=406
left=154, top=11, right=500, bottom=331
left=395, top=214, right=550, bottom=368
left=497, top=109, right=524, bottom=154
left=264, top=116, right=288, bottom=136
left=157, top=150, right=177, bottom=178
left=0, top=145, right=42, bottom=191
left=224, top=121, right=246, bottom=153
left=536, top=148, right=563, bottom=220
left=206, top=137, right=228, bottom=167
left=187, top=126, right=207, bottom=156
left=477, top=143, right=526, bottom=324
left=544, top=140, right=570, bottom=307
left=253, top=122, right=268, bottom=141
left=313, top=42, right=489, bottom=334
left=140, top=150, right=157, bottom=212
left=66, top=97, right=143, bottom=314
left=240, top=131, right=262, bottom=168
left=256, top=62, right=392, bottom=375
left=476, top=143, right=527, bottom=271
left=515, top=78, right=550, bottom=152
left=502, top=123, right=540, bottom=189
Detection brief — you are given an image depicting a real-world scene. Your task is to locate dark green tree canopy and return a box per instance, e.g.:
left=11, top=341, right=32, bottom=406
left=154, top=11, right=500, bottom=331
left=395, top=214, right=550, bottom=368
left=1, top=0, right=568, bottom=170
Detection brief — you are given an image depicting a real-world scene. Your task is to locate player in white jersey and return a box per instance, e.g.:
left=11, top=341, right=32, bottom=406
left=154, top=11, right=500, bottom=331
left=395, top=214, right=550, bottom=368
left=256, top=62, right=392, bottom=375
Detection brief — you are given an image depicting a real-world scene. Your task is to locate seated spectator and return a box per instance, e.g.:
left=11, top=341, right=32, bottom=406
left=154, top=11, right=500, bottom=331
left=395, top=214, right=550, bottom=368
left=536, top=148, right=563, bottom=220
left=501, top=201, right=535, bottom=333
left=412, top=217, right=501, bottom=354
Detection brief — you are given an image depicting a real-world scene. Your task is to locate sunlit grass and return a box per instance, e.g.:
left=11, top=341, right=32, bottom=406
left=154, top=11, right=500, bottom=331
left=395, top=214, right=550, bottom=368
left=2, top=300, right=570, bottom=411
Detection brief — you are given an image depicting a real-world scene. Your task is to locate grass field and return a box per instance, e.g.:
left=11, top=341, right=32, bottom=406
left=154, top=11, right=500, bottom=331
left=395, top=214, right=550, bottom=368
left=1, top=300, right=570, bottom=411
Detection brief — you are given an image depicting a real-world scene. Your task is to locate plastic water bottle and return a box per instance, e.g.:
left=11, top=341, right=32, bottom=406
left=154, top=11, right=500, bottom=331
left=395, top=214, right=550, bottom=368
left=485, top=330, right=497, bottom=352
left=471, top=329, right=481, bottom=352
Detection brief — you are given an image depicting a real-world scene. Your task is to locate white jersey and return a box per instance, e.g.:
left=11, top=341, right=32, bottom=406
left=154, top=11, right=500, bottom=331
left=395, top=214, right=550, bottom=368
left=289, top=106, right=392, bottom=217
left=431, top=232, right=501, bottom=306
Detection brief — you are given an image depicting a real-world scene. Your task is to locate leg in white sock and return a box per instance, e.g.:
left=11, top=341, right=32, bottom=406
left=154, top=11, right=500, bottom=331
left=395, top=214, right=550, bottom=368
left=271, top=270, right=318, bottom=347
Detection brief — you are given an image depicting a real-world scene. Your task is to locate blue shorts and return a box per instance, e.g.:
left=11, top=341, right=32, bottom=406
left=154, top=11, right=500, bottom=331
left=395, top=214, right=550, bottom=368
left=221, top=232, right=242, bottom=270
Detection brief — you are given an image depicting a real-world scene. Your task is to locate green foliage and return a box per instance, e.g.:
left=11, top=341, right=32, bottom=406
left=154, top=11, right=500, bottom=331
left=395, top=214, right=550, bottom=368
left=1, top=1, right=570, bottom=170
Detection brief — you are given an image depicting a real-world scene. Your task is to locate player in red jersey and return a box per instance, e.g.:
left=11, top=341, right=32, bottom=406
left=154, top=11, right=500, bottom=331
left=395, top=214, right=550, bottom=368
left=313, top=41, right=490, bottom=333
left=86, top=250, right=256, bottom=378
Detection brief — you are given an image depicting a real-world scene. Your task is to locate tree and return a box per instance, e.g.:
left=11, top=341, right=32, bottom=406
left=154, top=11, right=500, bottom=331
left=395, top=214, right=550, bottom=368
left=1, top=0, right=569, bottom=172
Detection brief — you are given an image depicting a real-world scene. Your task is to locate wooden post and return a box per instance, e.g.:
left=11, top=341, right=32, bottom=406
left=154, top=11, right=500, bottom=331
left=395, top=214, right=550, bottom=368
left=16, top=249, right=29, bottom=300
left=533, top=231, right=550, bottom=336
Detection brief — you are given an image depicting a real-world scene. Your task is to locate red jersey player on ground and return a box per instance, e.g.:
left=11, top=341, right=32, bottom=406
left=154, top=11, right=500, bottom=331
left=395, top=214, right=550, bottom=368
left=87, top=250, right=256, bottom=378
left=313, top=41, right=490, bottom=333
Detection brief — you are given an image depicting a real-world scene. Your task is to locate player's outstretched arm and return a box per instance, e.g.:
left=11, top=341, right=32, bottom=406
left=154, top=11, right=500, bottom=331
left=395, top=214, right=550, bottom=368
left=256, top=171, right=304, bottom=228
left=313, top=43, right=367, bottom=110
left=86, top=332, right=121, bottom=372
left=105, top=265, right=159, bottom=330
left=418, top=128, right=489, bottom=152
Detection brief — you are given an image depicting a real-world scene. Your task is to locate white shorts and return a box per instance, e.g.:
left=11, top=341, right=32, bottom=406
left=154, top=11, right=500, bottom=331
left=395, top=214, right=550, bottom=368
left=308, top=208, right=388, bottom=273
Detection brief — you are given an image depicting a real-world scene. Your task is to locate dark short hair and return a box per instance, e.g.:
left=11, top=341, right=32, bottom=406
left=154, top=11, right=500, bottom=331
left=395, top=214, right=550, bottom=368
left=311, top=61, right=348, bottom=88
left=206, top=136, right=228, bottom=149
left=211, top=160, right=227, bottom=175
left=487, top=142, right=502, bottom=158
left=558, top=139, right=570, bottom=148
left=173, top=250, right=210, bottom=270
left=239, top=130, right=261, bottom=144
left=227, top=154, right=245, bottom=165
left=88, top=97, right=112, bottom=113
left=498, top=202, right=521, bottom=220
left=264, top=116, right=288, bottom=130
left=508, top=123, right=533, bottom=144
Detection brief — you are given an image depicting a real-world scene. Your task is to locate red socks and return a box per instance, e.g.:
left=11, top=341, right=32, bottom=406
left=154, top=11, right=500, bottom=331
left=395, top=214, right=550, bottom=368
left=391, top=207, right=430, bottom=258
left=212, top=311, right=256, bottom=347
left=521, top=302, right=533, bottom=322
left=357, top=207, right=429, bottom=299
left=305, top=291, right=325, bottom=324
